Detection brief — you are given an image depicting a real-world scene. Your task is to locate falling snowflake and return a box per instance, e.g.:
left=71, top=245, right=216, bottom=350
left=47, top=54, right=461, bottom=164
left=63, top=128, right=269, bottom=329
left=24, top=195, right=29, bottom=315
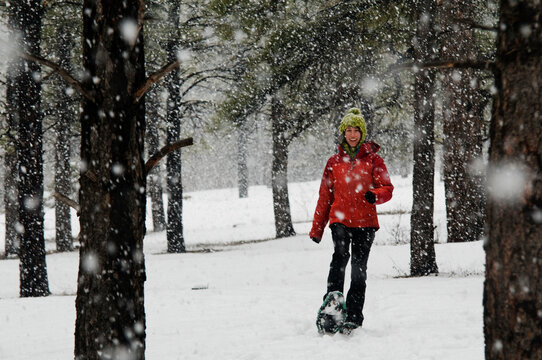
left=487, top=161, right=529, bottom=204
left=82, top=252, right=100, bottom=274
left=119, top=18, right=139, bottom=46
left=334, top=211, right=345, bottom=220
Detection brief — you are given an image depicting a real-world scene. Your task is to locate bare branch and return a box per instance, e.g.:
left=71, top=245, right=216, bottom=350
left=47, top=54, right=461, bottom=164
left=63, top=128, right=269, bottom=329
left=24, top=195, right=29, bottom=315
left=135, top=59, right=232, bottom=103
left=54, top=192, right=81, bottom=215
left=455, top=17, right=498, bottom=32
left=145, top=137, right=193, bottom=175
left=17, top=51, right=95, bottom=102
left=134, top=59, right=181, bottom=103
left=180, top=99, right=210, bottom=108
left=180, top=73, right=220, bottom=98
left=389, top=60, right=495, bottom=73
left=43, top=0, right=82, bottom=7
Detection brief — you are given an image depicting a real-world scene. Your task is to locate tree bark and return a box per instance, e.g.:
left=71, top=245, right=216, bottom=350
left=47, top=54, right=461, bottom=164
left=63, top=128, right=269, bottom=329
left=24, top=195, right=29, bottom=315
left=483, top=1, right=542, bottom=358
left=237, top=119, right=249, bottom=198
left=74, top=1, right=147, bottom=359
left=4, top=54, right=19, bottom=257
left=146, top=89, right=166, bottom=232
left=4, top=145, right=19, bottom=256
left=12, top=0, right=50, bottom=297
left=54, top=25, right=74, bottom=252
left=271, top=97, right=296, bottom=239
left=165, top=2, right=185, bottom=253
left=410, top=0, right=438, bottom=276
left=441, top=0, right=486, bottom=243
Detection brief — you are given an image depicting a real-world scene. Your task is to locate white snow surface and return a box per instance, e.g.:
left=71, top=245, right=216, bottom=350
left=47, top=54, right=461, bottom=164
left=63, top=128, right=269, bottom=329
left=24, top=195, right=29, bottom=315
left=0, top=176, right=485, bottom=359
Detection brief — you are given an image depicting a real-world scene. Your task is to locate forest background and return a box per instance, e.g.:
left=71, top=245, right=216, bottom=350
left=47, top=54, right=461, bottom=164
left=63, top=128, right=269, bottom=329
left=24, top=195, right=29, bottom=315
left=0, top=1, right=540, bottom=360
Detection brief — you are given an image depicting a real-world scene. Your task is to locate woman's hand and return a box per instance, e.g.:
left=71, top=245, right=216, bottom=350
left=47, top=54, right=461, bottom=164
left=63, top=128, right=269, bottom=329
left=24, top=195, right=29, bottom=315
left=364, top=191, right=376, bottom=204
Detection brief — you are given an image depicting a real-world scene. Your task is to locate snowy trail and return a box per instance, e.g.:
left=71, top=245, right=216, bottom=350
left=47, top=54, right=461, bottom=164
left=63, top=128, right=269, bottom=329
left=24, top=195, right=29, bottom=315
left=1, top=234, right=484, bottom=360
left=144, top=236, right=484, bottom=360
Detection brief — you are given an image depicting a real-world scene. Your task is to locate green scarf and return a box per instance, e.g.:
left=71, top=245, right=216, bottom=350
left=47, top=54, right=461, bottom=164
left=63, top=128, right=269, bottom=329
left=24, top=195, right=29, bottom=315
left=341, top=141, right=361, bottom=159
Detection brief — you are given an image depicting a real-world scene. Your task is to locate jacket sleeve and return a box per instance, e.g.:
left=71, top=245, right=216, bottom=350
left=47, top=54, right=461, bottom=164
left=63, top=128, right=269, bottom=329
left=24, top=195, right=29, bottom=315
left=371, top=155, right=393, bottom=205
left=309, top=158, right=334, bottom=239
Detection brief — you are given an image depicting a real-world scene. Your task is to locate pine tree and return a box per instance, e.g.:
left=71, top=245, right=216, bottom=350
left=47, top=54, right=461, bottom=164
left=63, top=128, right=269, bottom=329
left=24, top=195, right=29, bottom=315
left=74, top=1, right=147, bottom=358
left=165, top=1, right=186, bottom=253
left=10, top=0, right=50, bottom=297
left=410, top=0, right=438, bottom=276
left=440, top=0, right=488, bottom=243
left=53, top=23, right=75, bottom=252
left=146, top=87, right=166, bottom=232
left=3, top=39, right=20, bottom=257
left=483, top=0, right=542, bottom=358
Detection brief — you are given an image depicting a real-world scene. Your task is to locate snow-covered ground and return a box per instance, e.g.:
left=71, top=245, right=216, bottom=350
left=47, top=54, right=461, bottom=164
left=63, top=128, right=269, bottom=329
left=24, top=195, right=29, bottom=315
left=0, top=175, right=485, bottom=360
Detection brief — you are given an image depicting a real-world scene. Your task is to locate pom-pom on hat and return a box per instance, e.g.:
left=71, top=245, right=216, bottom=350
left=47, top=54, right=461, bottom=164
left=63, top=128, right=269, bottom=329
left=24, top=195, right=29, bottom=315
left=339, top=108, right=367, bottom=143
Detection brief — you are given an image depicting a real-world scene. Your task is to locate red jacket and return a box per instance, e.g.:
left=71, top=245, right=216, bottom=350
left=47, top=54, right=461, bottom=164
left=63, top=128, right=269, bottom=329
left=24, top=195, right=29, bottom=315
left=309, top=141, right=393, bottom=239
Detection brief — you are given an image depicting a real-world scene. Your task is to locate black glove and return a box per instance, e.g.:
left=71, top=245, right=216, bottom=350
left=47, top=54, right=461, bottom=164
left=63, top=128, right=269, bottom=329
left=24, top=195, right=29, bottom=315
left=364, top=191, right=376, bottom=204
left=311, top=237, right=321, bottom=244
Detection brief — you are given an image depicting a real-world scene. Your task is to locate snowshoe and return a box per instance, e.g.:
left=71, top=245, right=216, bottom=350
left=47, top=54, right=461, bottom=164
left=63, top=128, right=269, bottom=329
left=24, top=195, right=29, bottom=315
left=316, top=291, right=347, bottom=335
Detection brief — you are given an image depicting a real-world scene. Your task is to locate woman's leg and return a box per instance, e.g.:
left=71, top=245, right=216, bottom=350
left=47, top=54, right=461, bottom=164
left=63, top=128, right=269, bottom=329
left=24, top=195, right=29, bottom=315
left=325, top=223, right=352, bottom=296
left=346, top=227, right=375, bottom=326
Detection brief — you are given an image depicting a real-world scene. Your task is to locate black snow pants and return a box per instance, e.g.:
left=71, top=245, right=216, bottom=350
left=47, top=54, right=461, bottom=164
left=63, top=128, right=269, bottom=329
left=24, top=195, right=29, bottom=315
left=326, top=223, right=376, bottom=326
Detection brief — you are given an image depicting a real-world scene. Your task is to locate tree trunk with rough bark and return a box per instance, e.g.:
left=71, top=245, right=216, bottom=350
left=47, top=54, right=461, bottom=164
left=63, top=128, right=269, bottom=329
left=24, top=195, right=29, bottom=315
left=165, top=2, right=185, bottom=253
left=4, top=57, right=19, bottom=257
left=440, top=0, right=486, bottom=243
left=271, top=97, right=296, bottom=239
left=74, top=1, right=147, bottom=359
left=237, top=120, right=249, bottom=198
left=410, top=0, right=438, bottom=276
left=12, top=0, right=50, bottom=297
left=483, top=1, right=542, bottom=358
left=166, top=79, right=185, bottom=252
left=54, top=25, right=74, bottom=252
left=147, top=89, right=166, bottom=232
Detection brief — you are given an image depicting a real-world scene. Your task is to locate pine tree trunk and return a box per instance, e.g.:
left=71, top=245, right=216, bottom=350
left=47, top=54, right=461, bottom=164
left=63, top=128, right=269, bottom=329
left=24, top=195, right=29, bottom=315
left=483, top=1, right=542, bottom=358
left=146, top=89, right=166, bottom=232
left=74, top=1, right=147, bottom=359
left=4, top=59, right=19, bottom=257
left=12, top=0, right=50, bottom=297
left=441, top=0, right=486, bottom=243
left=166, top=76, right=185, bottom=252
left=410, top=0, right=438, bottom=276
left=271, top=97, right=296, bottom=239
left=54, top=26, right=73, bottom=252
left=237, top=120, right=249, bottom=198
left=165, top=2, right=185, bottom=253
left=4, top=147, right=19, bottom=256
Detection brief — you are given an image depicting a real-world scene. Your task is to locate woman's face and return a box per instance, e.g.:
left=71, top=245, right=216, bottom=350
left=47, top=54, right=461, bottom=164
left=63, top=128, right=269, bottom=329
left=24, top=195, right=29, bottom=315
left=344, top=126, right=362, bottom=147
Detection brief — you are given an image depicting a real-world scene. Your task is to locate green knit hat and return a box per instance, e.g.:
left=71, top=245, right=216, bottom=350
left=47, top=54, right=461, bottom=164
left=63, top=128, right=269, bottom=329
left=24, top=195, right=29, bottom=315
left=339, top=108, right=367, bottom=142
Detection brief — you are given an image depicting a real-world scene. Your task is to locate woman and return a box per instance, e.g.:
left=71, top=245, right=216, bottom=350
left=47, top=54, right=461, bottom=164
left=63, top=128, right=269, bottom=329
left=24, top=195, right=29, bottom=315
left=310, top=108, right=393, bottom=330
